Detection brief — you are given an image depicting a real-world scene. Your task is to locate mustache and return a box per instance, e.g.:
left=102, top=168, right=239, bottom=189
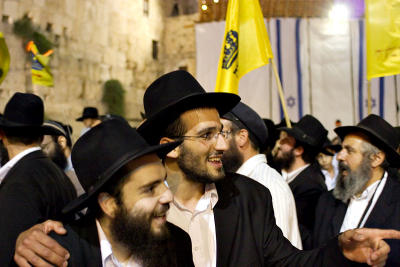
left=153, top=204, right=170, bottom=217
left=338, top=162, right=349, bottom=173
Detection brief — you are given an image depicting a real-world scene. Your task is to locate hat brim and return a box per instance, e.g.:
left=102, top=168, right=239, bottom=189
left=0, top=118, right=54, bottom=135
left=138, top=92, right=240, bottom=144
left=62, top=140, right=181, bottom=214
left=335, top=126, right=400, bottom=167
left=278, top=126, right=319, bottom=147
left=76, top=115, right=98, bottom=122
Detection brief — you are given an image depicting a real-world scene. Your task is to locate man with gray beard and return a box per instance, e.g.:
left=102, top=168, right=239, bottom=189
left=313, top=114, right=400, bottom=266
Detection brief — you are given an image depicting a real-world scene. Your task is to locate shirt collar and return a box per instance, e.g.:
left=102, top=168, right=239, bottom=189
left=282, top=164, right=310, bottom=184
left=173, top=183, right=219, bottom=212
left=352, top=172, right=388, bottom=201
left=237, top=154, right=266, bottom=176
left=0, top=147, right=41, bottom=184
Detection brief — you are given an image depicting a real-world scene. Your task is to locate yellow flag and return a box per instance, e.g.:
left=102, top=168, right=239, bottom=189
left=215, top=0, right=273, bottom=94
left=26, top=41, right=54, bottom=87
left=0, top=32, right=10, bottom=85
left=366, top=0, right=400, bottom=80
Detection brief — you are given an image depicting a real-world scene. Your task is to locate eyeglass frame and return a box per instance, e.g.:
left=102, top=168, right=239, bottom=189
left=170, top=129, right=232, bottom=143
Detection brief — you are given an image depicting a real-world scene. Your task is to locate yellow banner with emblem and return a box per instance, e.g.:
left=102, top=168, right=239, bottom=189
left=215, top=0, right=273, bottom=94
left=26, top=41, right=54, bottom=87
left=366, top=0, right=400, bottom=80
left=0, top=32, right=10, bottom=85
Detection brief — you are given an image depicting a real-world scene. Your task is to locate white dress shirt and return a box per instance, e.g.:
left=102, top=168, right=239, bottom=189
left=96, top=220, right=142, bottom=267
left=281, top=164, right=310, bottom=184
left=167, top=183, right=218, bottom=267
left=340, top=173, right=387, bottom=233
left=0, top=147, right=41, bottom=184
left=237, top=154, right=303, bottom=249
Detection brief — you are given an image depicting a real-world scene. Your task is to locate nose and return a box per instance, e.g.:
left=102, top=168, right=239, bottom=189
left=159, top=186, right=173, bottom=204
left=336, top=148, right=346, bottom=161
left=214, top=133, right=228, bottom=151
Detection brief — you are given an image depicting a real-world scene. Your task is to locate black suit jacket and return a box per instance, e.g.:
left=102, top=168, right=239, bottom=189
left=0, top=150, right=76, bottom=265
left=288, top=163, right=327, bottom=248
left=50, top=215, right=194, bottom=267
left=313, top=175, right=400, bottom=266
left=213, top=172, right=351, bottom=267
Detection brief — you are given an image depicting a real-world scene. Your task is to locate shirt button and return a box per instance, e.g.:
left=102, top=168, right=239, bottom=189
left=194, top=246, right=199, bottom=251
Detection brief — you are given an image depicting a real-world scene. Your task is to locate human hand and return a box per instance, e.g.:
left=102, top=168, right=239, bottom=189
left=14, top=220, right=69, bottom=267
left=339, top=228, right=400, bottom=267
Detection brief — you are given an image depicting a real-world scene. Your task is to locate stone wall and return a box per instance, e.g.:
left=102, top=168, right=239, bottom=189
left=0, top=0, right=199, bottom=140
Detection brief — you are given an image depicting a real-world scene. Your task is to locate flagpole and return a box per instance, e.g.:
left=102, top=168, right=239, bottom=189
left=271, top=58, right=291, bottom=128
left=367, top=79, right=372, bottom=115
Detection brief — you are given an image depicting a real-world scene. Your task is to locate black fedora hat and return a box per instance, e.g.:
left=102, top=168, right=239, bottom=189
left=335, top=114, right=400, bottom=167
left=137, top=70, right=240, bottom=144
left=278, top=114, right=328, bottom=149
left=222, top=102, right=268, bottom=151
left=0, top=92, right=48, bottom=133
left=76, top=107, right=99, bottom=121
left=62, top=118, right=181, bottom=214
left=321, top=138, right=342, bottom=156
left=43, top=120, right=73, bottom=145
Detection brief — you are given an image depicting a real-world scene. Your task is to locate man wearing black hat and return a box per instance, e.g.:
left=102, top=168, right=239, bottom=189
left=220, top=102, right=302, bottom=249
left=41, top=119, right=192, bottom=266
left=42, top=120, right=84, bottom=196
left=14, top=72, right=400, bottom=267
left=273, top=114, right=328, bottom=248
left=313, top=114, right=400, bottom=266
left=76, top=107, right=102, bottom=136
left=0, top=93, right=76, bottom=265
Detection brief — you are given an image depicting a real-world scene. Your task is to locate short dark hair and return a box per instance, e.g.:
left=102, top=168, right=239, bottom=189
left=223, top=112, right=260, bottom=151
left=163, top=116, right=187, bottom=138
left=3, top=129, right=43, bottom=145
left=88, top=163, right=134, bottom=219
left=295, top=140, right=319, bottom=164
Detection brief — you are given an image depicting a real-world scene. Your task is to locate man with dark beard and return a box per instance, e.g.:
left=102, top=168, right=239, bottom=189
left=220, top=102, right=302, bottom=249
left=273, top=115, right=328, bottom=249
left=313, top=114, right=400, bottom=266
left=14, top=71, right=400, bottom=267
left=41, top=120, right=85, bottom=196
left=43, top=119, right=193, bottom=267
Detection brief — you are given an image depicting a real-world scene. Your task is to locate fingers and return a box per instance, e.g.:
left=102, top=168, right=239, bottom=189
left=358, top=228, right=400, bottom=240
left=369, top=240, right=390, bottom=267
left=15, top=224, right=69, bottom=267
left=42, top=220, right=66, bottom=235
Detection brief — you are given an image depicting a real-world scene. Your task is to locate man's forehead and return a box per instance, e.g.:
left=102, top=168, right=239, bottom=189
left=342, top=133, right=371, bottom=149
left=180, top=107, right=221, bottom=131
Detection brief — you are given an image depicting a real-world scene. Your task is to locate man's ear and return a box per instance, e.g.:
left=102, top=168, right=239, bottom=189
left=293, top=146, right=304, bottom=157
left=57, top=136, right=67, bottom=149
left=235, top=129, right=248, bottom=147
left=160, top=137, right=180, bottom=159
left=371, top=151, right=385, bottom=168
left=98, top=193, right=118, bottom=218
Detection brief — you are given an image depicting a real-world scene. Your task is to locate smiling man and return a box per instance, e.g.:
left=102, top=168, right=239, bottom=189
left=37, top=119, right=193, bottom=267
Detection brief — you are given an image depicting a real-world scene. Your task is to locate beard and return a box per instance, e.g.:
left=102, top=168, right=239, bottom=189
left=0, top=141, right=9, bottom=166
left=333, top=157, right=372, bottom=203
left=177, top=142, right=225, bottom=184
left=273, top=147, right=295, bottom=171
left=110, top=203, right=176, bottom=267
left=43, top=142, right=67, bottom=170
left=222, top=138, right=244, bottom=173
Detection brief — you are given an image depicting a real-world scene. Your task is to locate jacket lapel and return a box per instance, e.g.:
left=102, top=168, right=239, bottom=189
left=364, top=176, right=394, bottom=228
left=332, top=199, right=348, bottom=235
left=213, top=174, right=240, bottom=267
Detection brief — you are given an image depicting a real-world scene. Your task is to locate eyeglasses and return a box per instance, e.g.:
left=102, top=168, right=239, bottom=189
left=172, top=130, right=232, bottom=143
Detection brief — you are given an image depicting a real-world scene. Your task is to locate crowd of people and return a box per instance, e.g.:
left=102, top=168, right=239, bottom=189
left=0, top=70, right=400, bottom=267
